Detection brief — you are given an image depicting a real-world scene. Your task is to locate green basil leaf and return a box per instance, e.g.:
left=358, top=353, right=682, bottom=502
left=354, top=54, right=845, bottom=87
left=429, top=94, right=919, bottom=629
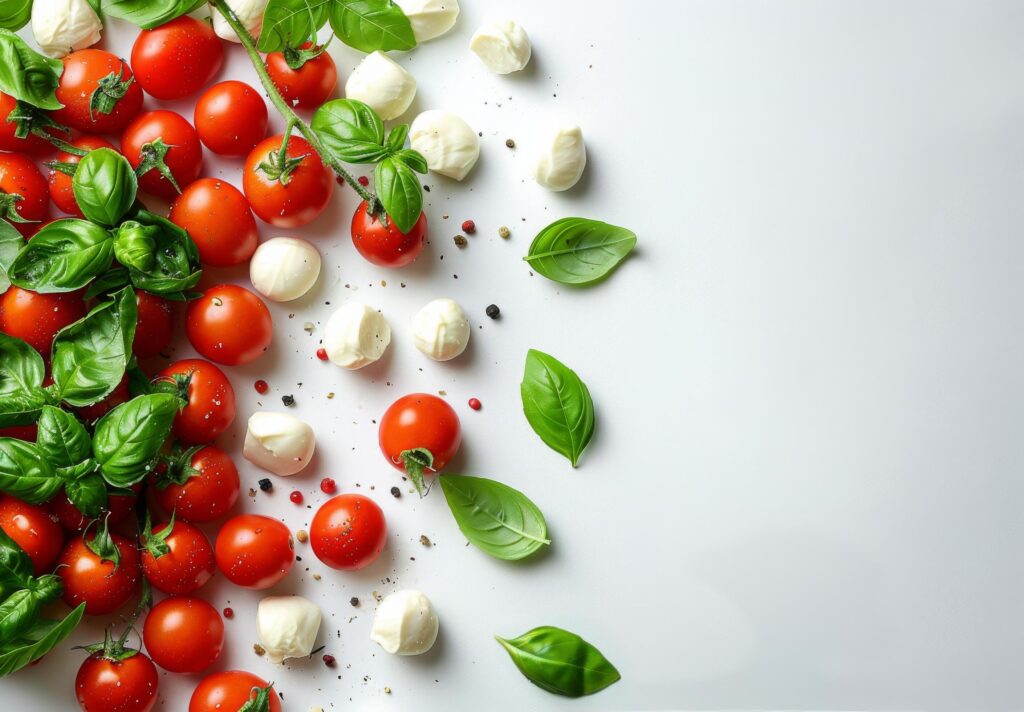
left=0, top=603, right=85, bottom=678
left=35, top=406, right=91, bottom=469
left=83, top=266, right=131, bottom=300
left=438, top=475, right=550, bottom=561
left=72, top=148, right=138, bottom=227
left=124, top=209, right=201, bottom=296
left=374, top=156, right=422, bottom=234
left=385, top=124, right=408, bottom=151
left=100, top=0, right=205, bottom=29
left=0, top=334, right=47, bottom=427
left=113, top=221, right=158, bottom=273
left=0, top=589, right=40, bottom=646
left=328, top=0, right=416, bottom=53
left=63, top=473, right=107, bottom=518
left=94, top=393, right=181, bottom=487
left=524, top=218, right=637, bottom=287
left=0, top=439, right=61, bottom=504
left=520, top=349, right=594, bottom=467
left=0, top=1, right=31, bottom=32
left=496, top=626, right=620, bottom=697
left=0, top=529, right=32, bottom=593
left=258, top=0, right=330, bottom=52
left=0, top=220, right=21, bottom=294
left=0, top=29, right=63, bottom=110
left=8, top=219, right=115, bottom=293
left=392, top=148, right=427, bottom=174
left=50, top=287, right=137, bottom=407
left=311, top=98, right=388, bottom=164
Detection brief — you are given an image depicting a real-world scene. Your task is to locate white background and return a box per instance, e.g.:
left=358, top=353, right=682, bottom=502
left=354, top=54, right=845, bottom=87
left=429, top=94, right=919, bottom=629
left=6, top=1, right=1024, bottom=710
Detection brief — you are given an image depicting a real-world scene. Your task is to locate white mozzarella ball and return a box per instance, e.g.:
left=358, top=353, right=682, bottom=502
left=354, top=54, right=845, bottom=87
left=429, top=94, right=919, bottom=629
left=411, top=298, right=470, bottom=361
left=31, top=0, right=101, bottom=58
left=469, top=19, right=531, bottom=74
left=249, top=237, right=321, bottom=302
left=212, top=0, right=269, bottom=43
left=409, top=110, right=480, bottom=181
left=257, top=595, right=321, bottom=663
left=370, top=590, right=439, bottom=655
left=323, top=302, right=391, bottom=370
left=533, top=125, right=587, bottom=191
left=243, top=412, right=315, bottom=476
left=345, top=51, right=417, bottom=121
left=394, top=0, right=460, bottom=42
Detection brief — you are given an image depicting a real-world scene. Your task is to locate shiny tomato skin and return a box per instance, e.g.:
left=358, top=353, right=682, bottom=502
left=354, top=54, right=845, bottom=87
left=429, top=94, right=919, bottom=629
left=194, top=81, right=268, bottom=156
left=214, top=514, right=294, bottom=589
left=76, top=651, right=159, bottom=712
left=133, top=290, right=173, bottom=358
left=121, top=110, right=203, bottom=200
left=0, top=424, right=36, bottom=441
left=75, top=376, right=130, bottom=423
left=0, top=495, right=63, bottom=575
left=265, top=45, right=337, bottom=109
left=0, top=92, right=56, bottom=156
left=310, top=494, right=386, bottom=571
left=0, top=152, right=49, bottom=238
left=155, top=359, right=236, bottom=444
left=51, top=485, right=139, bottom=532
left=189, top=670, right=282, bottom=712
left=52, top=50, right=144, bottom=134
left=379, top=393, right=461, bottom=474
left=243, top=135, right=333, bottom=228
left=154, top=445, right=239, bottom=523
left=143, top=596, right=224, bottom=674
left=351, top=200, right=428, bottom=268
left=141, top=520, right=215, bottom=594
left=58, top=533, right=141, bottom=615
left=169, top=178, right=258, bottom=266
left=186, top=285, right=272, bottom=365
left=130, top=16, right=224, bottom=100
left=48, top=136, right=116, bottom=217
left=0, top=287, right=86, bottom=356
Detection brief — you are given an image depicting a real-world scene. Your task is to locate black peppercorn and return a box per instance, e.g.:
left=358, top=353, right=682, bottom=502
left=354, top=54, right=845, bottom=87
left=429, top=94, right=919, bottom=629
left=282, top=394, right=295, bottom=407
left=350, top=597, right=359, bottom=607
left=258, top=478, right=273, bottom=491
left=485, top=304, right=500, bottom=319
left=390, top=486, right=401, bottom=498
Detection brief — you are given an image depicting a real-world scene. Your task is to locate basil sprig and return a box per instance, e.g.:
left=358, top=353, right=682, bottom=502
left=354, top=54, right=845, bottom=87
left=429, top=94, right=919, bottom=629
left=0, top=333, right=50, bottom=427
left=72, top=148, right=138, bottom=227
left=121, top=209, right=201, bottom=298
left=259, top=0, right=415, bottom=54
left=8, top=219, right=116, bottom=293
left=93, top=392, right=182, bottom=487
left=495, top=626, right=621, bottom=698
left=99, top=0, right=206, bottom=29
left=0, top=29, right=63, bottom=110
left=0, top=1, right=31, bottom=32
left=520, top=349, right=595, bottom=467
left=524, top=218, right=637, bottom=286
left=438, top=475, right=550, bottom=561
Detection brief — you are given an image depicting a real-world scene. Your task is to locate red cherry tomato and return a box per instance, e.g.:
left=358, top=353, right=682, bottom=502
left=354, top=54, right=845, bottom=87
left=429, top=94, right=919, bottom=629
left=0, top=287, right=86, bottom=356
left=0, top=495, right=63, bottom=575
left=47, top=136, right=116, bottom=217
left=75, top=376, right=129, bottom=423
left=214, top=514, right=294, bottom=589
left=133, top=290, right=173, bottom=358
left=52, top=50, right=143, bottom=134
left=154, top=445, right=240, bottom=523
left=243, top=134, right=333, bottom=228
left=0, top=153, right=49, bottom=238
left=0, top=424, right=36, bottom=441
left=121, top=110, right=203, bottom=200
left=194, top=80, right=268, bottom=156
left=310, top=494, right=386, bottom=571
left=351, top=200, right=427, bottom=268
left=76, top=650, right=159, bottom=712
left=0, top=92, right=56, bottom=155
left=130, top=16, right=223, bottom=100
left=155, top=359, right=236, bottom=444
left=58, top=533, right=141, bottom=615
left=189, top=670, right=282, bottom=712
left=51, top=485, right=139, bottom=532
left=169, top=178, right=258, bottom=266
left=265, top=44, right=337, bottom=110
left=142, top=596, right=224, bottom=674
left=141, top=520, right=215, bottom=594
left=186, top=285, right=272, bottom=365
left=379, top=393, right=461, bottom=486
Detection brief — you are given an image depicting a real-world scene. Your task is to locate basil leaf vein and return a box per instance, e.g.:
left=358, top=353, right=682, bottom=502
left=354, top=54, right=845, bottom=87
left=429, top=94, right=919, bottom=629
left=328, top=0, right=416, bottom=53
left=311, top=98, right=389, bottom=164
left=35, top=406, right=91, bottom=469
left=258, top=0, right=330, bottom=53
left=495, top=626, right=621, bottom=698
left=72, top=148, right=138, bottom=226
left=0, top=439, right=62, bottom=504
left=0, top=334, right=47, bottom=428
left=374, top=155, right=422, bottom=234
left=94, top=392, right=181, bottom=487
left=520, top=349, right=595, bottom=467
left=524, top=218, right=637, bottom=286
left=8, top=219, right=115, bottom=293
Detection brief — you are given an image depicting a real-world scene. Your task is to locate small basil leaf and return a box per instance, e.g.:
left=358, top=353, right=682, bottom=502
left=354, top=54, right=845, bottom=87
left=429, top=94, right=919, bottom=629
left=328, top=0, right=416, bottom=53
left=123, top=209, right=201, bottom=296
left=520, top=349, right=594, bottom=467
left=35, top=406, right=91, bottom=469
left=7, top=219, right=114, bottom=293
left=0, top=29, right=63, bottom=110
left=50, top=287, right=137, bottom=407
left=0, top=439, right=62, bottom=504
left=112, top=221, right=158, bottom=272
left=72, top=148, right=138, bottom=226
left=93, top=393, right=181, bottom=487
left=385, top=124, right=408, bottom=151
left=393, top=148, right=428, bottom=174
left=63, top=474, right=107, bottom=518
left=311, top=98, right=389, bottom=164
left=0, top=334, right=47, bottom=427
left=438, top=475, right=550, bottom=561
left=0, top=529, right=32, bottom=590
left=0, top=603, right=85, bottom=678
left=0, top=220, right=21, bottom=293
left=495, top=626, right=621, bottom=698
left=375, top=156, right=422, bottom=234
left=0, top=1, right=31, bottom=32
left=99, top=0, right=205, bottom=29
left=524, top=218, right=637, bottom=286
left=257, top=0, right=330, bottom=53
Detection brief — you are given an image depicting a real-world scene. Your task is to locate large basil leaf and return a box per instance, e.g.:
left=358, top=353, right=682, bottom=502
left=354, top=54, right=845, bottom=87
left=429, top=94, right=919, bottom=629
left=0, top=439, right=62, bottom=504
left=8, top=219, right=115, bottom=293
left=50, top=287, right=137, bottom=407
left=524, top=218, right=637, bottom=287
left=100, top=0, right=205, bottom=29
left=495, top=626, right=620, bottom=698
left=72, top=148, right=138, bottom=227
left=0, top=221, right=21, bottom=293
left=520, top=349, right=594, bottom=467
left=0, top=589, right=40, bottom=645
left=124, top=209, right=201, bottom=297
left=35, top=406, right=91, bottom=470
left=311, top=98, right=388, bottom=163
left=0, top=29, right=63, bottom=110
left=258, top=0, right=330, bottom=52
left=438, top=475, right=550, bottom=561
left=93, top=393, right=180, bottom=487
left=0, top=603, right=85, bottom=678
left=329, top=0, right=415, bottom=52
left=0, top=333, right=48, bottom=427
left=0, top=1, right=31, bottom=32
left=374, top=155, right=422, bottom=234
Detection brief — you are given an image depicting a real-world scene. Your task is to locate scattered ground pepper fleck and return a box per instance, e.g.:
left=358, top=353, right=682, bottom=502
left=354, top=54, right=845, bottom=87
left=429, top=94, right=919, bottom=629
left=316, top=347, right=328, bottom=361
left=485, top=304, right=500, bottom=319
left=498, top=225, right=511, bottom=238
left=320, top=477, right=337, bottom=494
left=461, top=219, right=476, bottom=233
left=453, top=234, right=467, bottom=247
left=258, top=478, right=273, bottom=492
left=505, top=138, right=516, bottom=148
left=357, top=175, right=369, bottom=186
left=290, top=491, right=304, bottom=504
left=296, top=529, right=308, bottom=543
left=223, top=607, right=234, bottom=619
left=254, top=644, right=266, bottom=656
left=468, top=397, right=482, bottom=410
left=282, top=394, right=295, bottom=407
left=254, top=379, right=268, bottom=394
left=390, top=486, right=401, bottom=498
left=350, top=597, right=360, bottom=607
left=420, top=535, right=432, bottom=547
left=323, top=654, right=336, bottom=667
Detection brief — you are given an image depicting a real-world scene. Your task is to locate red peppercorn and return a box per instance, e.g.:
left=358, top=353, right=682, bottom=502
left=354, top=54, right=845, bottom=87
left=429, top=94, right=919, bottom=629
left=254, top=379, right=268, bottom=394
left=323, top=654, right=336, bottom=667
left=461, top=219, right=476, bottom=234
left=335, top=175, right=347, bottom=186
left=316, top=347, right=328, bottom=361
left=320, top=477, right=337, bottom=494
left=357, top=175, right=369, bottom=186
left=289, top=491, right=303, bottom=504
left=468, top=397, right=482, bottom=411
left=223, top=607, right=234, bottom=619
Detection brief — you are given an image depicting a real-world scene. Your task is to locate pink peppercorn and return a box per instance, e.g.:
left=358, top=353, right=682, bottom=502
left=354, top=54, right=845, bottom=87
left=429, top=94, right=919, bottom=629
left=468, top=397, right=482, bottom=410
left=223, top=607, right=234, bottom=619
left=461, top=219, right=476, bottom=234
left=254, top=380, right=268, bottom=394
left=320, top=478, right=337, bottom=494
left=357, top=175, right=369, bottom=186
left=289, top=491, right=303, bottom=504
left=316, top=347, right=328, bottom=361
left=323, top=654, right=336, bottom=667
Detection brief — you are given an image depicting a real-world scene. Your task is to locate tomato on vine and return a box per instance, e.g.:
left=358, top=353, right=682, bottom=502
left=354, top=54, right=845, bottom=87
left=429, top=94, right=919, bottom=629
left=130, top=16, right=224, bottom=100
left=351, top=199, right=428, bottom=268
left=52, top=49, right=143, bottom=134
left=265, top=43, right=337, bottom=110
left=0, top=92, right=56, bottom=155
left=379, top=393, right=462, bottom=495
left=140, top=516, right=216, bottom=594
left=153, top=445, right=240, bottom=523
left=243, top=134, right=333, bottom=227
left=0, top=152, right=49, bottom=238
left=121, top=110, right=203, bottom=200
left=155, top=359, right=236, bottom=444
left=57, top=522, right=142, bottom=616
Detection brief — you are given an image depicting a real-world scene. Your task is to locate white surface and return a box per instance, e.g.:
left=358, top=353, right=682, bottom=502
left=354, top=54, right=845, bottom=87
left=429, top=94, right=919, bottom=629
left=6, top=1, right=1023, bottom=710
